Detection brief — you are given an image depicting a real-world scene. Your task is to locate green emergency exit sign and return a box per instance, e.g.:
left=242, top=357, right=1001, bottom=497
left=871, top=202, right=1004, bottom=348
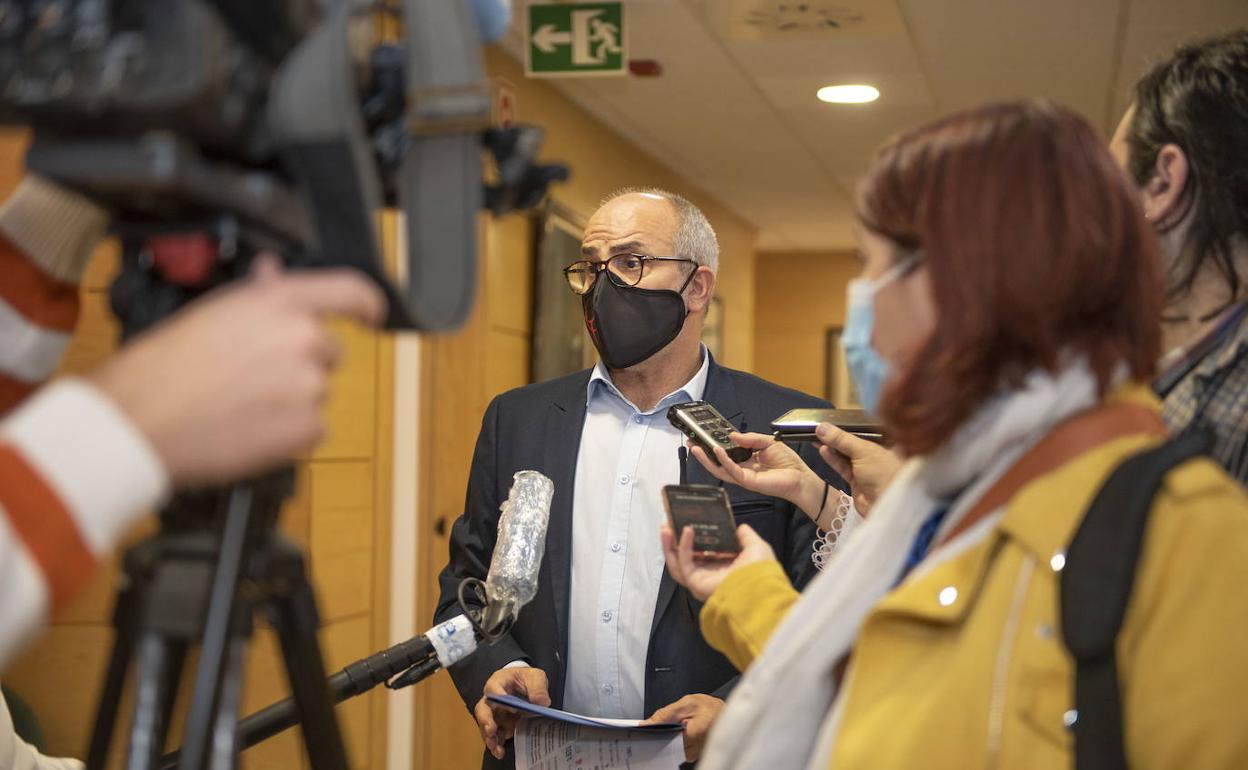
left=526, top=2, right=627, bottom=77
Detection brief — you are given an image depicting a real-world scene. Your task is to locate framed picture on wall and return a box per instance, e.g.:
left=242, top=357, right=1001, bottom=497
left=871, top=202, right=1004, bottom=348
left=531, top=201, right=596, bottom=381
left=825, top=326, right=861, bottom=408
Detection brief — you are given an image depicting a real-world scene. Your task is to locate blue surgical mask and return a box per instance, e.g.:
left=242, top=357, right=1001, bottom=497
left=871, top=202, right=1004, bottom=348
left=841, top=256, right=917, bottom=415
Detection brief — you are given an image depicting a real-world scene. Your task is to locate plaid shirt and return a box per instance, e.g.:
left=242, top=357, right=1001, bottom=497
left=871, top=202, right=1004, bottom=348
left=1160, top=305, right=1248, bottom=484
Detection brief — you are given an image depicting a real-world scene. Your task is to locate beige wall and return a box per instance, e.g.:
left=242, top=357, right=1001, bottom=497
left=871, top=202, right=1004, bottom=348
left=486, top=48, right=758, bottom=371
left=753, top=250, right=860, bottom=399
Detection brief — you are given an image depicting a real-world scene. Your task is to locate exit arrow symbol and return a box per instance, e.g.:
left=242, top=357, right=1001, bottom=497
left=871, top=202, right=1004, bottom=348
left=533, top=23, right=573, bottom=53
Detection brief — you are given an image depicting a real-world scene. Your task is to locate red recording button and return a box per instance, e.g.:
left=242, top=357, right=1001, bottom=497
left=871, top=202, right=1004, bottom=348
left=149, top=234, right=218, bottom=286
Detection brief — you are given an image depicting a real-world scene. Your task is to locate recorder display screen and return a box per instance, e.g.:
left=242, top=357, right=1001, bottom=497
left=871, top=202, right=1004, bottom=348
left=662, top=485, right=740, bottom=556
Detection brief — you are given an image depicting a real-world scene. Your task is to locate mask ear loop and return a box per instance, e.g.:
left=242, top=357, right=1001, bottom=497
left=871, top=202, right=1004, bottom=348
left=674, top=262, right=701, bottom=317
left=872, top=250, right=923, bottom=291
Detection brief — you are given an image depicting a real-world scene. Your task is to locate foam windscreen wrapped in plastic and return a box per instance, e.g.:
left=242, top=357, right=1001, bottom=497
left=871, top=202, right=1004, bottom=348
left=483, top=470, right=553, bottom=630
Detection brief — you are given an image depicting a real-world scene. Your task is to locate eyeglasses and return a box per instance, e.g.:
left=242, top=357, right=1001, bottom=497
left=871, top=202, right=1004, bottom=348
left=563, top=253, right=697, bottom=295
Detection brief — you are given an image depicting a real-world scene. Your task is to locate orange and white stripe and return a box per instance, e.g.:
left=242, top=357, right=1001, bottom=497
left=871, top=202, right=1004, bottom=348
left=0, top=234, right=79, bottom=409
left=0, top=179, right=165, bottom=667
left=0, top=379, right=168, bottom=665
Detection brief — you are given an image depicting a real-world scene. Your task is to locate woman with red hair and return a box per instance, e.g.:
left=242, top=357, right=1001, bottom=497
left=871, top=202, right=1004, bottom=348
left=661, top=100, right=1248, bottom=769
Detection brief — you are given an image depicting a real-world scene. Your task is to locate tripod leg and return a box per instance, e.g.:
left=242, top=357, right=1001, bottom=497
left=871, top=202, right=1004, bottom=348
left=179, top=487, right=256, bottom=770
left=87, top=548, right=152, bottom=770
left=206, top=635, right=249, bottom=770
left=124, top=633, right=179, bottom=770
left=272, top=578, right=349, bottom=770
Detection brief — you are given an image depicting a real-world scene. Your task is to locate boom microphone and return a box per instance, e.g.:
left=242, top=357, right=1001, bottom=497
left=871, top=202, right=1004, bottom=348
left=161, top=470, right=554, bottom=764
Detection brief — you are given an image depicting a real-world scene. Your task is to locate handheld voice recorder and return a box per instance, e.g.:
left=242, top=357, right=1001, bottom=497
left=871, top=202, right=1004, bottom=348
left=667, top=401, right=753, bottom=465
left=661, top=484, right=741, bottom=560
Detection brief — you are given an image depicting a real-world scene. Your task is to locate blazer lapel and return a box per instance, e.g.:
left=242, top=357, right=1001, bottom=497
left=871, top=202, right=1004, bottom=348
left=649, top=357, right=743, bottom=641
left=541, top=371, right=591, bottom=670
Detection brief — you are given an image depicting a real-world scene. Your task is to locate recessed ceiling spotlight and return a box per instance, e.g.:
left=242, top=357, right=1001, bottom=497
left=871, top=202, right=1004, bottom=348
left=817, top=84, right=879, bottom=104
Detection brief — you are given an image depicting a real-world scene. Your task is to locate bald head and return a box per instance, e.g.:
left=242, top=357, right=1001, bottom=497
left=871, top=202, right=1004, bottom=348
left=593, top=187, right=719, bottom=274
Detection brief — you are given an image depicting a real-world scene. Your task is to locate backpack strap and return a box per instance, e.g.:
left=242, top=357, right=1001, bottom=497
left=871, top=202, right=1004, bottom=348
left=1060, top=429, right=1210, bottom=770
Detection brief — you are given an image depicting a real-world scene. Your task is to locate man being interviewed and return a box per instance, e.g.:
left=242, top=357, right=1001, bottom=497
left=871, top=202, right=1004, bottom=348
left=434, top=188, right=841, bottom=768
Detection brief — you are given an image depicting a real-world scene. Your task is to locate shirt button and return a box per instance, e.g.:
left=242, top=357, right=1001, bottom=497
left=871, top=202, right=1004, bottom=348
left=611, top=542, right=622, bottom=553
left=633, top=414, right=645, bottom=424
left=938, top=586, right=958, bottom=606
left=619, top=474, right=630, bottom=485
left=602, top=684, right=614, bottom=695
left=601, top=610, right=613, bottom=622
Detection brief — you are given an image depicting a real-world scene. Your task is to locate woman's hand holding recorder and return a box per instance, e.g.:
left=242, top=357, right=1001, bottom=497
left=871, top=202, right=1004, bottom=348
left=660, top=520, right=776, bottom=603
left=687, top=423, right=903, bottom=518
left=687, top=433, right=831, bottom=522
left=811, top=423, right=902, bottom=515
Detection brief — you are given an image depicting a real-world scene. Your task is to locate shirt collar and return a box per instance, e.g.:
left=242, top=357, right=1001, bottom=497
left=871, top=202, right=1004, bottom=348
left=1197, top=303, right=1248, bottom=380
left=587, top=344, right=710, bottom=414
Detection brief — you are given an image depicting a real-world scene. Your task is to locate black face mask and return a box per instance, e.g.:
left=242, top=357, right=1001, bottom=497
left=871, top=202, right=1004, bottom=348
left=582, top=269, right=696, bottom=370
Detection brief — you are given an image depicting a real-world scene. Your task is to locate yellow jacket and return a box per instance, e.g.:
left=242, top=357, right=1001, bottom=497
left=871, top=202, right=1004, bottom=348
left=701, top=393, right=1248, bottom=769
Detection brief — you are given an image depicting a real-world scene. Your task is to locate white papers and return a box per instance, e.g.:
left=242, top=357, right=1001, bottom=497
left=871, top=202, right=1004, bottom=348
left=485, top=695, right=686, bottom=770
left=515, top=719, right=686, bottom=770
left=486, top=694, right=683, bottom=732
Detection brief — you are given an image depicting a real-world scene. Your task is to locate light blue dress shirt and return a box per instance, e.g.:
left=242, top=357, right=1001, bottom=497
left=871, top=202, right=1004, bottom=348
left=559, top=348, right=710, bottom=719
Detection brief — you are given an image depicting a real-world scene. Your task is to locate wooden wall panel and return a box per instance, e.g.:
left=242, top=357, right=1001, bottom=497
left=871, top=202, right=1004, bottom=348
left=321, top=616, right=375, bottom=770
left=487, top=214, right=535, bottom=336
left=239, top=629, right=305, bottom=770
left=483, top=330, right=530, bottom=402
left=313, top=322, right=379, bottom=462
left=414, top=219, right=492, bottom=770
left=312, top=550, right=374, bottom=622
left=1, top=626, right=112, bottom=758
left=310, top=461, right=376, bottom=556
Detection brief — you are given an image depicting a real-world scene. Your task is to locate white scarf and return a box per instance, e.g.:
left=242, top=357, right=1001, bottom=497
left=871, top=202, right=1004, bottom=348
left=697, top=361, right=1102, bottom=770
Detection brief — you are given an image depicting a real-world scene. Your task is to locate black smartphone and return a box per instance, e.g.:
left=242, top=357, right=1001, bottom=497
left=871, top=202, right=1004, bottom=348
left=771, top=408, right=884, bottom=443
left=661, top=484, right=741, bottom=560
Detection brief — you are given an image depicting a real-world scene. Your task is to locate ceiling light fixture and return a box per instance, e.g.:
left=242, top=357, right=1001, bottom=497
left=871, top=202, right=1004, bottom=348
left=817, top=84, right=879, bottom=104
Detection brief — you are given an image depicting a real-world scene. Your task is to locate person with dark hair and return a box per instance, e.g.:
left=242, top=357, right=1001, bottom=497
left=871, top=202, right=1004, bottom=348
left=1110, top=29, right=1248, bottom=482
left=658, top=100, right=1248, bottom=769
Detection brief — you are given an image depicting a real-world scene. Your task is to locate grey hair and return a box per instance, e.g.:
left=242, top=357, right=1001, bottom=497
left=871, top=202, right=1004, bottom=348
left=602, top=187, right=719, bottom=274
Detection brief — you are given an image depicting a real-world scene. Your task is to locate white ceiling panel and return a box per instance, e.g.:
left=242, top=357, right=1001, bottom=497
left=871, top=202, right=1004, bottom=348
left=502, top=0, right=1248, bottom=251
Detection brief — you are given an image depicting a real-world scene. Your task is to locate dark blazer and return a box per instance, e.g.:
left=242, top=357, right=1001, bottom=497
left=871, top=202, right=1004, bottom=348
left=434, top=355, right=842, bottom=768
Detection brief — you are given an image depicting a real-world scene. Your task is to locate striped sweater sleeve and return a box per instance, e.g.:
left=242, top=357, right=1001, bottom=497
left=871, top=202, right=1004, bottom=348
left=0, top=177, right=169, bottom=667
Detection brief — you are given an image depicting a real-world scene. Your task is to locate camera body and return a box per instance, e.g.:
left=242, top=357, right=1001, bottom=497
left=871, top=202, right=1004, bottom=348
left=0, top=0, right=312, bottom=153
left=0, top=0, right=567, bottom=333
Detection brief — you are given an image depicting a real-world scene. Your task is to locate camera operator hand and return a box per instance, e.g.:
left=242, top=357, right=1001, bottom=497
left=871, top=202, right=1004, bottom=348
left=88, top=255, right=383, bottom=486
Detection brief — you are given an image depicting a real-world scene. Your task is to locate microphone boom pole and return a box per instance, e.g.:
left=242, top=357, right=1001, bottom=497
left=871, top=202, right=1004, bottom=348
left=159, top=606, right=477, bottom=769
left=158, top=469, right=554, bottom=767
